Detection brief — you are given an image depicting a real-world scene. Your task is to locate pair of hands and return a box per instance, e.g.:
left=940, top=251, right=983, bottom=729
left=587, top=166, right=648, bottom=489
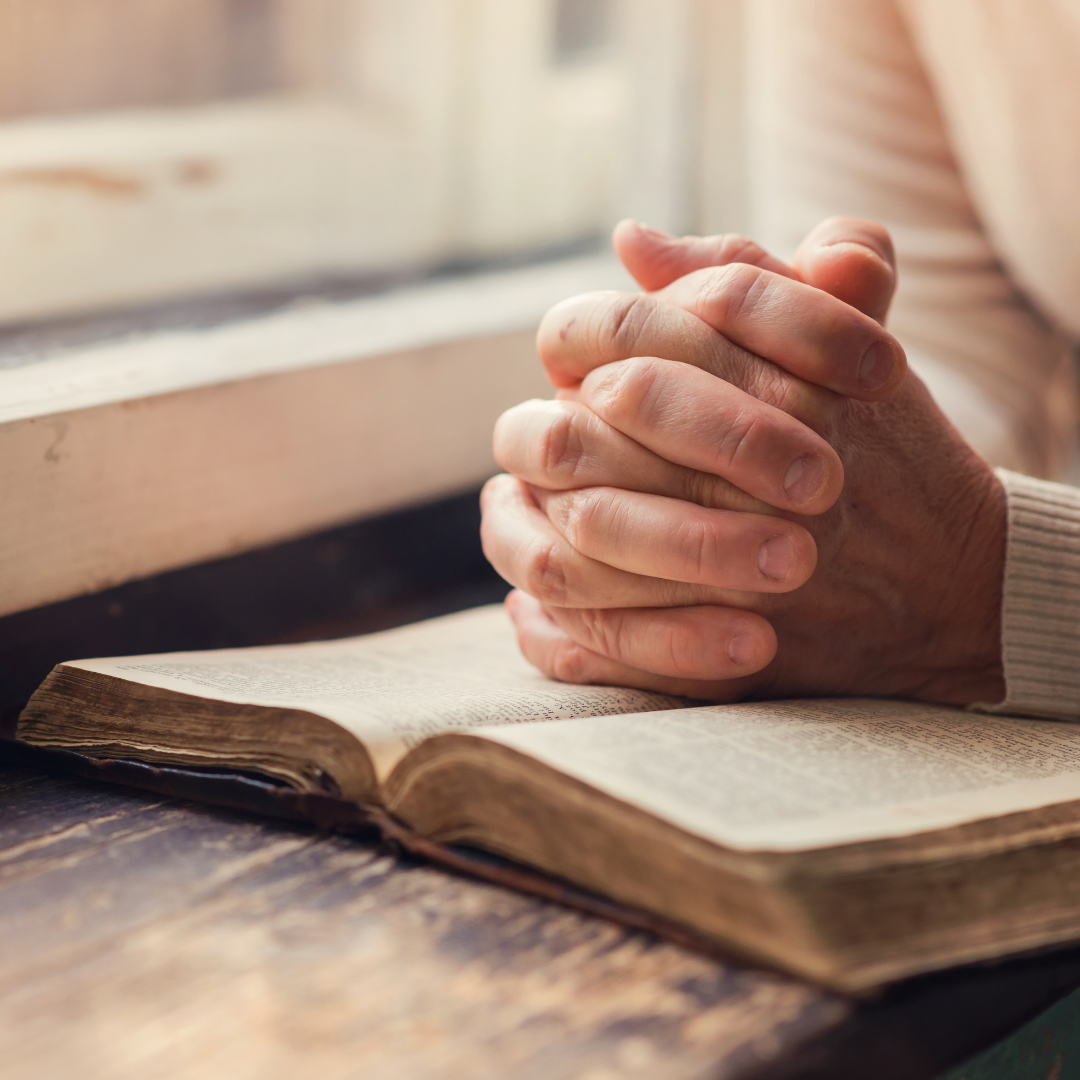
left=481, top=218, right=1007, bottom=707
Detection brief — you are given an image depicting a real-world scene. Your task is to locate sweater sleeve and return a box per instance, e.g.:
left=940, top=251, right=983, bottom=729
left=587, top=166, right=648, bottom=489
left=974, top=469, right=1080, bottom=720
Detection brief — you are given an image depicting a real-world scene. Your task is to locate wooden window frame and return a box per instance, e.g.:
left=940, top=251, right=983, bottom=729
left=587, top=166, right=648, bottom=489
left=0, top=0, right=748, bottom=617
left=0, top=255, right=631, bottom=617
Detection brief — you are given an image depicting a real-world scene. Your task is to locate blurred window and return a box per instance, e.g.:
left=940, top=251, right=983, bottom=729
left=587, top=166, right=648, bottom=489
left=0, top=0, right=746, bottom=330
left=0, top=0, right=286, bottom=119
left=0, top=0, right=750, bottom=612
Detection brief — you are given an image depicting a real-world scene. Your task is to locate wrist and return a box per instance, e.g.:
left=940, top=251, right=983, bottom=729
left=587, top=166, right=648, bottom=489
left=919, top=467, right=1006, bottom=706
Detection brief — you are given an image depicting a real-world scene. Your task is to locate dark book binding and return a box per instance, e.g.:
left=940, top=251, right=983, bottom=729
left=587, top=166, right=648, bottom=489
left=0, top=737, right=747, bottom=974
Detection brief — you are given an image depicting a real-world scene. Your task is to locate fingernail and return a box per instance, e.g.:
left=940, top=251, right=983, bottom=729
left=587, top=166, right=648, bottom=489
left=858, top=340, right=896, bottom=391
left=728, top=634, right=758, bottom=667
left=757, top=536, right=794, bottom=581
left=783, top=454, right=825, bottom=505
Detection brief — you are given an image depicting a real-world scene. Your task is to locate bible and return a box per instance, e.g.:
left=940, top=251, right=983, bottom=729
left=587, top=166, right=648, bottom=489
left=14, top=604, right=1080, bottom=993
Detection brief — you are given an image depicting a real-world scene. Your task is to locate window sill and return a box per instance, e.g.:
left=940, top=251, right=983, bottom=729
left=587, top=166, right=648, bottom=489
left=0, top=254, right=631, bottom=617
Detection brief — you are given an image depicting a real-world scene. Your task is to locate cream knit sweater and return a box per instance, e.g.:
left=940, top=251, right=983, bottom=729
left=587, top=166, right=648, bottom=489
left=748, top=0, right=1080, bottom=717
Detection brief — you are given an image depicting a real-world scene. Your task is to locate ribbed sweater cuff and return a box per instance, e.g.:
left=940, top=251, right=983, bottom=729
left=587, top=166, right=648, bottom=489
left=975, top=469, right=1080, bottom=719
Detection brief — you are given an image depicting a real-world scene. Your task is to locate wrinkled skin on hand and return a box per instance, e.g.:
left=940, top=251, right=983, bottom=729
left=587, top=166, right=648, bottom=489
left=481, top=218, right=1007, bottom=706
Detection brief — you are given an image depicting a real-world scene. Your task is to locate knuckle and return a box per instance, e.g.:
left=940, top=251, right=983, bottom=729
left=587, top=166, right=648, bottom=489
left=588, top=356, right=663, bottom=426
left=577, top=607, right=622, bottom=662
left=747, top=362, right=800, bottom=413
left=540, top=407, right=585, bottom=483
left=717, top=233, right=765, bottom=265
left=717, top=405, right=766, bottom=470
left=521, top=538, right=571, bottom=606
left=666, top=622, right=709, bottom=678
left=559, top=487, right=618, bottom=551
left=702, top=263, right=774, bottom=324
left=595, top=292, right=655, bottom=358
left=676, top=516, right=718, bottom=580
left=548, top=638, right=596, bottom=684
left=584, top=608, right=643, bottom=671
left=750, top=367, right=832, bottom=429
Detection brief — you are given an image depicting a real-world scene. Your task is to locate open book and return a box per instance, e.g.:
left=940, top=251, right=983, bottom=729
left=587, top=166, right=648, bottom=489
left=16, top=605, right=1080, bottom=993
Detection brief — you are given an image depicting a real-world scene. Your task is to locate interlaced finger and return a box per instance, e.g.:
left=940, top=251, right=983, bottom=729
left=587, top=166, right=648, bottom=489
left=506, top=591, right=760, bottom=700
left=532, top=485, right=818, bottom=594
left=657, top=264, right=906, bottom=400
left=493, top=398, right=769, bottom=513
left=480, top=474, right=744, bottom=609
left=538, top=598, right=777, bottom=683
left=536, top=290, right=832, bottom=430
left=575, top=358, right=844, bottom=514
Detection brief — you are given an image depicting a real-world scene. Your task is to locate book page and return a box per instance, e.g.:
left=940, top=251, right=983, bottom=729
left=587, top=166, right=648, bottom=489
left=480, top=698, right=1080, bottom=851
left=66, top=605, right=680, bottom=779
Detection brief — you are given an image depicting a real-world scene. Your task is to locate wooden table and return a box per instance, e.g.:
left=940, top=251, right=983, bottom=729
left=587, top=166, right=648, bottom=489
left=6, top=497, right=1080, bottom=1079
left=5, top=758, right=1080, bottom=1080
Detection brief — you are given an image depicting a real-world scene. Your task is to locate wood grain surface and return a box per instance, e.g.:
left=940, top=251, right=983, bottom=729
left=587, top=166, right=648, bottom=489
left=11, top=756, right=1080, bottom=1080
left=0, top=761, right=852, bottom=1080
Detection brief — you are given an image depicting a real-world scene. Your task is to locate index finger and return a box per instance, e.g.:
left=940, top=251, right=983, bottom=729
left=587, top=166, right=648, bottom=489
left=657, top=264, right=907, bottom=400
left=535, top=290, right=834, bottom=432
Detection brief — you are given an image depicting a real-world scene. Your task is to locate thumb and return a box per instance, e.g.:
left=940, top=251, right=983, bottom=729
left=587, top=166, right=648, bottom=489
left=612, top=218, right=797, bottom=293
left=614, top=216, right=898, bottom=326
left=791, top=216, right=896, bottom=325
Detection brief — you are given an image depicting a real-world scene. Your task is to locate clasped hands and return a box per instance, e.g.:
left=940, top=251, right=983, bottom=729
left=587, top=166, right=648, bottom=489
left=481, top=218, right=1008, bottom=707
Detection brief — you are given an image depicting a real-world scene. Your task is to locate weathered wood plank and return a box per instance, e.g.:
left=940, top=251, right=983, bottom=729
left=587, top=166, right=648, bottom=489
left=11, top=760, right=1080, bottom=1080
left=0, top=762, right=848, bottom=1080
left=0, top=254, right=635, bottom=621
